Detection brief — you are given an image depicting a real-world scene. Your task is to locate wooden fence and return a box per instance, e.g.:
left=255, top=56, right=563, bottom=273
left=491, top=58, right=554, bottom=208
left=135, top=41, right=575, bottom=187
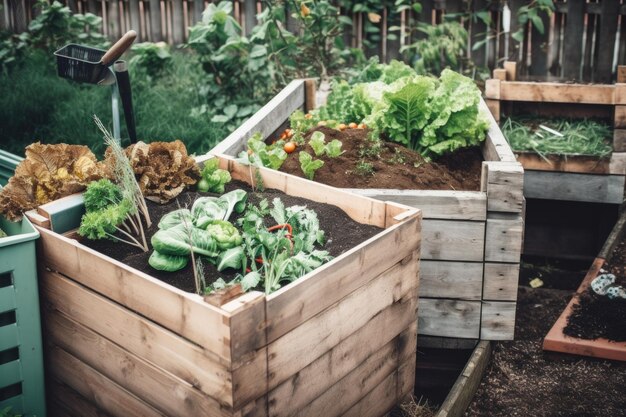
left=2, top=0, right=626, bottom=82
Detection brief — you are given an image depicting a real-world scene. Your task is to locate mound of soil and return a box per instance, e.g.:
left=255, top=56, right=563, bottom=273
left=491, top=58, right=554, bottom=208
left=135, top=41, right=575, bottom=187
left=278, top=127, right=482, bottom=191
left=80, top=180, right=382, bottom=293
left=564, top=238, right=626, bottom=342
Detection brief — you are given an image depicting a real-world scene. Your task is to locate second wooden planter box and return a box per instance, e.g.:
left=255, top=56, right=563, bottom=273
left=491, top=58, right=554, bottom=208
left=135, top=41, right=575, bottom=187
left=486, top=62, right=626, bottom=204
left=34, top=156, right=421, bottom=417
left=209, top=79, right=524, bottom=342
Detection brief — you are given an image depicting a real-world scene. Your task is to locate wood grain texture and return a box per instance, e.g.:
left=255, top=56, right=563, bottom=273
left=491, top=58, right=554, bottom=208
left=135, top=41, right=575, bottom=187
left=480, top=301, right=516, bottom=340
left=267, top=255, right=419, bottom=389
left=435, top=341, right=491, bottom=417
left=484, top=216, right=524, bottom=263
left=346, top=189, right=487, bottom=221
left=40, top=270, right=234, bottom=405
left=615, top=106, right=626, bottom=129
left=420, top=260, right=483, bottom=300
left=498, top=82, right=616, bottom=104
left=422, top=219, right=485, bottom=262
left=45, top=310, right=230, bottom=417
left=485, top=162, right=524, bottom=213
left=483, top=263, right=520, bottom=301
left=523, top=170, right=625, bottom=204
left=613, top=129, right=626, bottom=152
left=47, top=346, right=165, bottom=417
left=48, top=379, right=114, bottom=417
left=514, top=152, right=626, bottom=175
left=418, top=299, right=480, bottom=339
left=480, top=98, right=517, bottom=162
left=268, top=302, right=418, bottom=417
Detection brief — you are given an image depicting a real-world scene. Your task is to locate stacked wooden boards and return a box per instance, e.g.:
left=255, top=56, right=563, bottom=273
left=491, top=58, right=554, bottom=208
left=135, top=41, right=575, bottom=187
left=33, top=156, right=422, bottom=417
left=543, top=211, right=626, bottom=361
left=210, top=79, right=525, bottom=342
left=486, top=62, right=626, bottom=204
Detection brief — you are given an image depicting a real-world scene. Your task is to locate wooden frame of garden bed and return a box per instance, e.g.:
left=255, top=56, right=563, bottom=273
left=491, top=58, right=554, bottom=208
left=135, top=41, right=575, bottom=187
left=543, top=210, right=626, bottom=361
left=207, top=79, right=525, bottom=342
left=485, top=61, right=626, bottom=204
left=32, top=156, right=422, bottom=417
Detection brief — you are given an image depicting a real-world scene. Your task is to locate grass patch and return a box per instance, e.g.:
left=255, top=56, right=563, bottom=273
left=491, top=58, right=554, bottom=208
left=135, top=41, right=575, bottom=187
left=0, top=50, right=228, bottom=158
left=502, top=116, right=613, bottom=158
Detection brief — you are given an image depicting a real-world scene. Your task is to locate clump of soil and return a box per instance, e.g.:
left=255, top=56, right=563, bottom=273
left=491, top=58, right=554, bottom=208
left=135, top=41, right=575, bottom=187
left=564, top=237, right=626, bottom=342
left=279, top=127, right=482, bottom=191
left=80, top=180, right=383, bottom=293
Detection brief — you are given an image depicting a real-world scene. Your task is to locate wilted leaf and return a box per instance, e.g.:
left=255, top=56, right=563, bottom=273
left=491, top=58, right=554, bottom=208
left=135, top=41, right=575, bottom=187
left=0, top=143, right=106, bottom=221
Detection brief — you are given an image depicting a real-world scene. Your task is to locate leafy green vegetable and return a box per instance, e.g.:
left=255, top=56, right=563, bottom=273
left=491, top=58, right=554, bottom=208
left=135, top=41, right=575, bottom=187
left=198, top=158, right=231, bottom=193
left=149, top=251, right=189, bottom=271
left=309, top=131, right=326, bottom=156
left=325, top=140, right=343, bottom=157
left=205, top=220, right=243, bottom=250
left=192, top=189, right=247, bottom=227
left=158, top=208, right=193, bottom=230
left=151, top=224, right=220, bottom=258
left=83, top=179, right=122, bottom=212
left=240, top=271, right=261, bottom=292
left=216, top=246, right=245, bottom=272
left=78, top=199, right=132, bottom=240
left=299, top=151, right=324, bottom=180
left=247, top=132, right=288, bottom=170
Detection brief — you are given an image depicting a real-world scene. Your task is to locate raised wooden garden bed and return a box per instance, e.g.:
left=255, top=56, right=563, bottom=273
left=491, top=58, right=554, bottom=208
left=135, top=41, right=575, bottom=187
left=543, top=211, right=626, bottom=361
left=33, top=156, right=421, bottom=416
left=208, top=79, right=524, bottom=342
left=486, top=62, right=626, bottom=204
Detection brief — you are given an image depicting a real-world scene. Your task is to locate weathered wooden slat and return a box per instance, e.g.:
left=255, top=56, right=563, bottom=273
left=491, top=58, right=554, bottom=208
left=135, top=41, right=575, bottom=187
left=497, top=82, right=616, bottom=104
left=420, top=260, right=483, bottom=300
left=48, top=378, right=114, bottom=417
left=483, top=262, right=519, bottom=301
left=614, top=129, right=626, bottom=152
left=45, top=309, right=231, bottom=417
left=422, top=219, right=485, bottom=262
left=523, top=170, right=625, bottom=204
left=40, top=270, right=234, bottom=406
left=280, top=323, right=416, bottom=417
left=148, top=0, right=162, bottom=40
left=342, top=358, right=414, bottom=417
left=268, top=305, right=417, bottom=417
left=615, top=106, right=626, bottom=128
left=480, top=301, right=516, bottom=340
left=128, top=0, right=141, bottom=40
left=485, top=161, right=524, bottom=213
left=206, top=80, right=305, bottom=157
left=171, top=0, right=184, bottom=44
left=267, top=254, right=418, bottom=389
left=595, top=0, right=620, bottom=83
left=418, top=299, right=481, bottom=339
left=435, top=341, right=491, bottom=417
left=480, top=98, right=517, bottom=162
left=37, top=227, right=233, bottom=361
left=346, top=189, right=487, bottom=221
left=562, top=0, right=584, bottom=80
left=484, top=215, right=523, bottom=263
left=514, top=152, right=626, bottom=175
left=47, top=346, right=166, bottom=417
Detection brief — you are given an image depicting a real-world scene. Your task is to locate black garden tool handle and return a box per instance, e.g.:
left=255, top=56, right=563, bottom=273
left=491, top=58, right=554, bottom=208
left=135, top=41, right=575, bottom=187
left=114, top=60, right=137, bottom=144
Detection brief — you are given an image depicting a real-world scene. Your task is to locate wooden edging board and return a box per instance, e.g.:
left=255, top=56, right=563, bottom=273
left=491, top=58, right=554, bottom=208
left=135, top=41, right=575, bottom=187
left=543, top=210, right=626, bottom=361
left=486, top=62, right=626, bottom=204
left=204, top=79, right=525, bottom=344
left=435, top=341, right=492, bottom=417
left=31, top=155, right=422, bottom=416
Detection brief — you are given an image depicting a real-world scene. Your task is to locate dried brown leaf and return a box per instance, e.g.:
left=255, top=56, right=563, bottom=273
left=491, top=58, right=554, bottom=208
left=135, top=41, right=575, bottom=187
left=108, top=140, right=199, bottom=204
left=0, top=142, right=106, bottom=221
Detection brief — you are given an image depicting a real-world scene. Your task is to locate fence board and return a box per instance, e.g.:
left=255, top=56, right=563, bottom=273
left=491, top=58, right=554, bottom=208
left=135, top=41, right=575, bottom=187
left=3, top=0, right=625, bottom=82
left=596, top=0, right=621, bottom=83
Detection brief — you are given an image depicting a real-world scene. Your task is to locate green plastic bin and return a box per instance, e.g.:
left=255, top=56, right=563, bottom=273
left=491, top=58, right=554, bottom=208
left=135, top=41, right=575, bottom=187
left=0, top=150, right=23, bottom=186
left=0, top=215, right=46, bottom=417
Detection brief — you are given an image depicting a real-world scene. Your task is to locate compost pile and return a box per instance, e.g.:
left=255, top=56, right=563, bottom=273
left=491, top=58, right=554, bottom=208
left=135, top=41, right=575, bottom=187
left=279, top=126, right=482, bottom=190
left=564, top=238, right=626, bottom=342
left=81, top=180, right=382, bottom=293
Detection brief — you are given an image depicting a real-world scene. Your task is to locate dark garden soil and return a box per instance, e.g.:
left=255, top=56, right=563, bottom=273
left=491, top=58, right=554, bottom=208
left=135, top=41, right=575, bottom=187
left=278, top=127, right=483, bottom=191
left=465, top=259, right=626, bottom=417
left=564, top=237, right=626, bottom=342
left=79, top=180, right=382, bottom=293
